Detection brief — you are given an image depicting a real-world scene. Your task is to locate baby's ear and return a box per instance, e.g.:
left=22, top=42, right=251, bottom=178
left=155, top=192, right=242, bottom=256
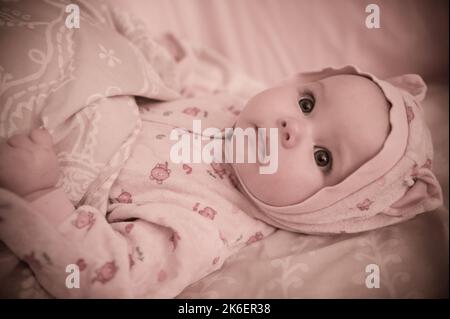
left=385, top=74, right=427, bottom=101
left=387, top=167, right=443, bottom=214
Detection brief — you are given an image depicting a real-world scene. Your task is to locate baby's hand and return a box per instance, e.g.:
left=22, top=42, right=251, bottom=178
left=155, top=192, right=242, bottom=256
left=0, top=128, right=60, bottom=199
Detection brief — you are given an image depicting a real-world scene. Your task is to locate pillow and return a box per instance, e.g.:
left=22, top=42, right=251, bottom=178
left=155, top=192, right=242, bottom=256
left=0, top=0, right=180, bottom=137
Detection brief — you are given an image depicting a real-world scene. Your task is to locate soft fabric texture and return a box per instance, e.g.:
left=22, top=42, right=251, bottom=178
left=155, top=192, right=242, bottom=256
left=0, top=93, right=274, bottom=297
left=232, top=65, right=444, bottom=234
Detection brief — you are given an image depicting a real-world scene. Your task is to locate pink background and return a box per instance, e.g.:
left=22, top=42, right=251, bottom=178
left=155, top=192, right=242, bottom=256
left=111, top=0, right=449, bottom=84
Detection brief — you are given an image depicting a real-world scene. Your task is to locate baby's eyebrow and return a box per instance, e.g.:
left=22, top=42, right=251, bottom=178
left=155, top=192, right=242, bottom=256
left=329, top=139, right=344, bottom=177
left=314, top=80, right=326, bottom=100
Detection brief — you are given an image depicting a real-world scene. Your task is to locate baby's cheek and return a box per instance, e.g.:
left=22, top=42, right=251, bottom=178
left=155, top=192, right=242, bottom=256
left=237, top=95, right=272, bottom=126
left=266, top=155, right=324, bottom=205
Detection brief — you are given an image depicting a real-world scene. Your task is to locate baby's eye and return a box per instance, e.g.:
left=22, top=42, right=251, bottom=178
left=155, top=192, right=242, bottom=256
left=298, top=94, right=315, bottom=114
left=314, top=148, right=332, bottom=170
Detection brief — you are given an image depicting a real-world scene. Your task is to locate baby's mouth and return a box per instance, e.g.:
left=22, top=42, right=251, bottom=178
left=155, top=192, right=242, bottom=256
left=254, top=124, right=267, bottom=162
left=227, top=122, right=268, bottom=164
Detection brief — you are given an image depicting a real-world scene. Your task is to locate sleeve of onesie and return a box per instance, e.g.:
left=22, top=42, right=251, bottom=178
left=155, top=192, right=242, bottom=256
left=0, top=187, right=226, bottom=298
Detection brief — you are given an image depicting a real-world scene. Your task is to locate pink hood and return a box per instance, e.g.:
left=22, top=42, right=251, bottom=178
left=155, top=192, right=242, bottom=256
left=233, top=65, right=444, bottom=234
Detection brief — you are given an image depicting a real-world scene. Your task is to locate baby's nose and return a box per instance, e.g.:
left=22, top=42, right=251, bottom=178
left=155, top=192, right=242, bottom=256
left=277, top=118, right=301, bottom=149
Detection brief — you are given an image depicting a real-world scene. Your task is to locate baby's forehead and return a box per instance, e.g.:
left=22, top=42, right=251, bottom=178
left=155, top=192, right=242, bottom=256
left=321, top=74, right=375, bottom=89
left=302, top=74, right=389, bottom=116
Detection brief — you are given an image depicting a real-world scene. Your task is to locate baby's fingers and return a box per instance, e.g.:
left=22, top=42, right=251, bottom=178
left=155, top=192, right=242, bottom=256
left=30, top=127, right=54, bottom=148
left=7, top=133, right=35, bottom=149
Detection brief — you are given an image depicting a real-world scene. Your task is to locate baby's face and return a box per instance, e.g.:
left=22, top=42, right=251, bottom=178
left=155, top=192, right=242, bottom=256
left=232, top=74, right=390, bottom=206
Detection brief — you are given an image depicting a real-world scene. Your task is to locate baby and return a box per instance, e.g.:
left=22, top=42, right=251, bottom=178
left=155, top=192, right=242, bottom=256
left=0, top=65, right=443, bottom=297
left=232, top=73, right=390, bottom=206
left=230, top=66, right=443, bottom=233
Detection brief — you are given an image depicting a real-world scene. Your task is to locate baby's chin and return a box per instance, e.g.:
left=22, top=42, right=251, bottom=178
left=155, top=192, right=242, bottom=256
left=231, top=160, right=326, bottom=207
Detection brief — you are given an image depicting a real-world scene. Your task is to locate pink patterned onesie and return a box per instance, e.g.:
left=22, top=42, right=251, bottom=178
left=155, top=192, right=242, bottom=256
left=10, top=91, right=275, bottom=298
